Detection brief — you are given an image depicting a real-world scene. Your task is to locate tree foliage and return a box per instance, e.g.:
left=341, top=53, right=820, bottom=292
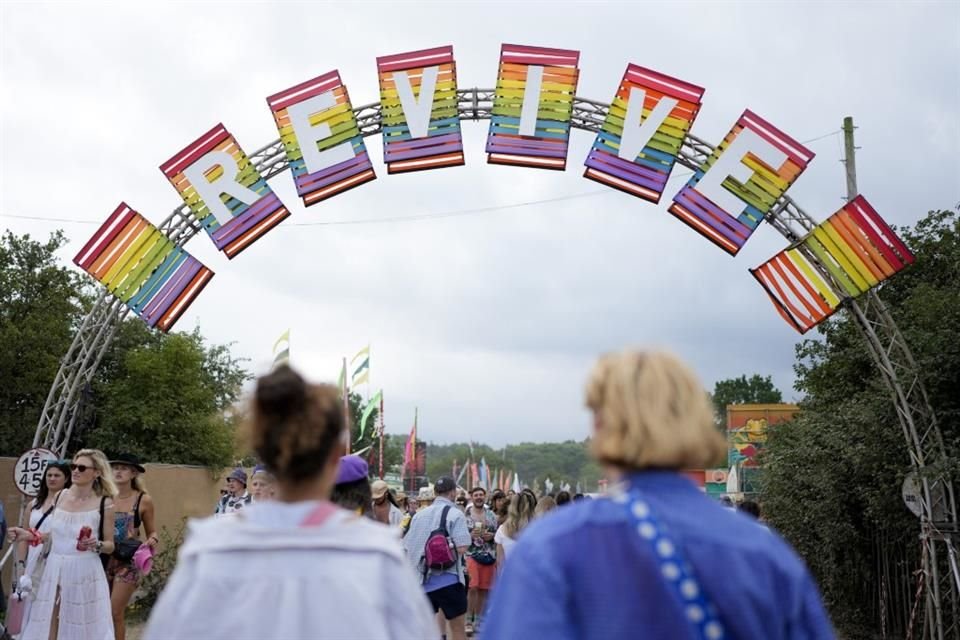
left=711, top=374, right=783, bottom=426
left=424, top=440, right=602, bottom=492
left=0, top=229, right=250, bottom=466
left=0, top=231, right=89, bottom=453
left=85, top=324, right=250, bottom=468
left=761, top=208, right=960, bottom=637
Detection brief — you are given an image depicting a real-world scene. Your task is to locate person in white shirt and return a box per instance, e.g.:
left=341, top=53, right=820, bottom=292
left=144, top=365, right=439, bottom=640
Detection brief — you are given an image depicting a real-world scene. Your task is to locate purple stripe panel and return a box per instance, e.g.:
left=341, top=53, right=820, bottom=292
left=486, top=143, right=568, bottom=159
left=385, top=142, right=464, bottom=163
left=142, top=258, right=201, bottom=324
left=486, top=136, right=568, bottom=152
left=385, top=132, right=462, bottom=153
left=296, top=151, right=374, bottom=195
left=213, top=192, right=286, bottom=248
left=672, top=187, right=748, bottom=246
left=585, top=150, right=667, bottom=193
left=298, top=150, right=370, bottom=184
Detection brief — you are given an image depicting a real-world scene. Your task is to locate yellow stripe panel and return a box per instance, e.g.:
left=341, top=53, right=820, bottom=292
left=813, top=227, right=870, bottom=292
left=806, top=236, right=861, bottom=298
left=788, top=248, right=840, bottom=308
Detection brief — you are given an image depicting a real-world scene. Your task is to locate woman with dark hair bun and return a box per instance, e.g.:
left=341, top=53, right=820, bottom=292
left=144, top=365, right=439, bottom=640
left=14, top=460, right=71, bottom=631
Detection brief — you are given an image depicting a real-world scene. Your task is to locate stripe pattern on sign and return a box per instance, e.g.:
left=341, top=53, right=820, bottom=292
left=72, top=203, right=214, bottom=332
left=377, top=46, right=464, bottom=174
left=160, top=123, right=289, bottom=259
left=486, top=44, right=580, bottom=170
left=669, top=110, right=814, bottom=256
left=584, top=65, right=705, bottom=204
left=751, top=195, right=914, bottom=333
left=267, top=70, right=376, bottom=206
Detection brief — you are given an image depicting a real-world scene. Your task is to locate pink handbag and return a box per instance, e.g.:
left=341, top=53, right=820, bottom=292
left=5, top=591, right=26, bottom=635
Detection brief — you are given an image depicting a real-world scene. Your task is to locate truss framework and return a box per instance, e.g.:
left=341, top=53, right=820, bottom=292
left=37, top=89, right=956, bottom=637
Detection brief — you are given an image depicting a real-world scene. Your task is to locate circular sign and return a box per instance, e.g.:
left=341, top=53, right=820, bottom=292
left=13, top=448, right=58, bottom=497
left=901, top=472, right=924, bottom=519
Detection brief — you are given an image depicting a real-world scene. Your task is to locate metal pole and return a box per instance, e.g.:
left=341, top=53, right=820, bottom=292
left=342, top=356, right=350, bottom=455
left=378, top=393, right=385, bottom=480
left=843, top=116, right=858, bottom=200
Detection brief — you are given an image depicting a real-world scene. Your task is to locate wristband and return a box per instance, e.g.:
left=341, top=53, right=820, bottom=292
left=28, top=528, right=42, bottom=547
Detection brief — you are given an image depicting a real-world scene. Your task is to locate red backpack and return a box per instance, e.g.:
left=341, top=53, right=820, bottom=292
left=423, top=506, right=456, bottom=576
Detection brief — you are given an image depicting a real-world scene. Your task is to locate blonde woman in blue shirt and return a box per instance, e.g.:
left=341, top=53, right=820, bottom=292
left=483, top=350, right=834, bottom=640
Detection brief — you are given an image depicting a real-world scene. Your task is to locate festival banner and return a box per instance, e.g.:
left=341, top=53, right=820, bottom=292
left=351, top=344, right=370, bottom=387
left=273, top=329, right=290, bottom=367
left=584, top=65, right=705, bottom=203
left=73, top=203, right=214, bottom=332
left=751, top=196, right=914, bottom=333
left=266, top=70, right=376, bottom=207
left=160, top=124, right=289, bottom=259
left=668, top=110, right=815, bottom=256
left=486, top=44, right=580, bottom=170
left=377, top=46, right=464, bottom=173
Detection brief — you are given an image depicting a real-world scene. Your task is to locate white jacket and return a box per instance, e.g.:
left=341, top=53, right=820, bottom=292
left=144, top=501, right=440, bottom=640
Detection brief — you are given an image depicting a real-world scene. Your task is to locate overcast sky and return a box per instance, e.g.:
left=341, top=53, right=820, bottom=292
left=2, top=2, right=958, bottom=447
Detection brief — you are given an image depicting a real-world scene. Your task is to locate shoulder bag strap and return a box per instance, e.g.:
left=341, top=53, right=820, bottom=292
left=620, top=489, right=725, bottom=640
left=133, top=492, right=144, bottom=530
left=35, top=491, right=62, bottom=530
left=98, top=495, right=106, bottom=542
left=439, top=505, right=451, bottom=534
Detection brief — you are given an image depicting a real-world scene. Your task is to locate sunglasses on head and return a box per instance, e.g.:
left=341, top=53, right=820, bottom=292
left=70, top=463, right=92, bottom=472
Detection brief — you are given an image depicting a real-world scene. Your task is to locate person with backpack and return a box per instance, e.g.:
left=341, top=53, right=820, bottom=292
left=403, top=476, right=471, bottom=640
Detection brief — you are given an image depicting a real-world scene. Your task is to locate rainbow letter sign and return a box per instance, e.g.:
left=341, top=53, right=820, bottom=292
left=73, top=42, right=912, bottom=335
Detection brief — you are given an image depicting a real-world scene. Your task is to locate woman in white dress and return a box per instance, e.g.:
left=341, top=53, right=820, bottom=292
left=145, top=365, right=440, bottom=640
left=13, top=460, right=71, bottom=636
left=8, top=449, right=117, bottom=640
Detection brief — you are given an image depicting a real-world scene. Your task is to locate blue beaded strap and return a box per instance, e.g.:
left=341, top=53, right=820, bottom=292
left=614, top=488, right=726, bottom=640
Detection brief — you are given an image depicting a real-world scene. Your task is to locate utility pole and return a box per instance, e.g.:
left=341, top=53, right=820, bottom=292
left=843, top=116, right=959, bottom=640
left=842, top=116, right=858, bottom=201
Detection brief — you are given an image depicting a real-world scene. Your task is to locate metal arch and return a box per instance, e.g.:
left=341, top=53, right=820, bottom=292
left=38, top=87, right=956, bottom=635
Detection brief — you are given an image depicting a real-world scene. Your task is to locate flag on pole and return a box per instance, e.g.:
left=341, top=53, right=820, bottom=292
left=471, top=462, right=479, bottom=489
left=485, top=460, right=491, bottom=491
left=545, top=477, right=554, bottom=494
left=356, top=389, right=382, bottom=442
left=452, top=458, right=458, bottom=481
left=512, top=472, right=521, bottom=493
left=456, top=461, right=468, bottom=487
left=351, top=345, right=370, bottom=387
left=337, top=359, right=347, bottom=390
left=272, top=329, right=290, bottom=367
left=479, top=457, right=488, bottom=490
left=403, top=408, right=418, bottom=474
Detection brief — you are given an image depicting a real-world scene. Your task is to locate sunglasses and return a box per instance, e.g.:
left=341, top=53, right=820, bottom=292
left=70, top=464, right=93, bottom=472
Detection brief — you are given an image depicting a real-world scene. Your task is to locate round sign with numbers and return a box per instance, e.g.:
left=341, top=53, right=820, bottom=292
left=13, top=448, right=59, bottom=497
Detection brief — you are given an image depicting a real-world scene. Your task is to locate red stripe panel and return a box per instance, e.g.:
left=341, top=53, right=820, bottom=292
left=267, top=70, right=343, bottom=112
left=160, top=123, right=230, bottom=177
left=377, top=45, right=454, bottom=72
left=740, top=110, right=815, bottom=167
left=74, top=203, right=135, bottom=269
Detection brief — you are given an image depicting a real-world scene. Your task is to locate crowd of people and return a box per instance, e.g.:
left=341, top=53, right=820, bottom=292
left=4, top=350, right=835, bottom=639
left=5, top=451, right=158, bottom=640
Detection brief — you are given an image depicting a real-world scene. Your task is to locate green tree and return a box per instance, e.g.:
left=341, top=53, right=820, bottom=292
left=0, top=231, right=89, bottom=453
left=762, top=208, right=960, bottom=637
left=711, top=374, right=783, bottom=426
left=85, top=326, right=250, bottom=468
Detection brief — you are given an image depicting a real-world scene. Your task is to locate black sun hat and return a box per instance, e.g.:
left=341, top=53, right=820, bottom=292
left=109, top=453, right=146, bottom=473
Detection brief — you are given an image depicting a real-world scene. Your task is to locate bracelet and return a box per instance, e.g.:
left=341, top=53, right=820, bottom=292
left=28, top=529, right=42, bottom=547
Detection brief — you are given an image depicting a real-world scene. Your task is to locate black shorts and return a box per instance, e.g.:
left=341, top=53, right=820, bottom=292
left=427, top=582, right=468, bottom=620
